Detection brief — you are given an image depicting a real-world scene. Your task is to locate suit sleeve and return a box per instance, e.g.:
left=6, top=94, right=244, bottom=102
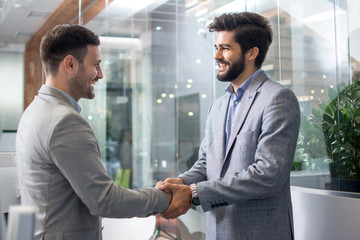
left=185, top=87, right=300, bottom=212
left=48, top=113, right=168, bottom=218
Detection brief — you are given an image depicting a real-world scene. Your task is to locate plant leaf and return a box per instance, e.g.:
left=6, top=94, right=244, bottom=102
left=323, top=113, right=335, bottom=124
left=328, top=87, right=338, bottom=102
left=337, top=82, right=347, bottom=93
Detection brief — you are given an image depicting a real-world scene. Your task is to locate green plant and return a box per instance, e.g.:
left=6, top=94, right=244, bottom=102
left=293, top=113, right=328, bottom=171
left=310, top=79, right=360, bottom=180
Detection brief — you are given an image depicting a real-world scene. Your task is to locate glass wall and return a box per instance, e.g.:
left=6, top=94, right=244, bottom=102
left=79, top=0, right=360, bottom=237
left=83, top=0, right=360, bottom=192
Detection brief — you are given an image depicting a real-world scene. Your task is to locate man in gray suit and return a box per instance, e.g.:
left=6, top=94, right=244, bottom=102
left=16, top=24, right=170, bottom=240
left=158, top=12, right=300, bottom=240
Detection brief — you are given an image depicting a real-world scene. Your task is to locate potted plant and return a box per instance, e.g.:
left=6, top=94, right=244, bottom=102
left=309, top=79, right=360, bottom=192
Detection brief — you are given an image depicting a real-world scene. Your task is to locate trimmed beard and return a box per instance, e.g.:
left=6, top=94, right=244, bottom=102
left=216, top=54, right=245, bottom=82
left=70, top=65, right=96, bottom=100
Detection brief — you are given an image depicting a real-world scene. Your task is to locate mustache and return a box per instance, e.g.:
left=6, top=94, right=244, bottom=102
left=217, top=60, right=230, bottom=65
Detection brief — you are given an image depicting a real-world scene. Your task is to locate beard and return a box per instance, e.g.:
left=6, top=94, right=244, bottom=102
left=70, top=66, right=96, bottom=100
left=216, top=54, right=245, bottom=82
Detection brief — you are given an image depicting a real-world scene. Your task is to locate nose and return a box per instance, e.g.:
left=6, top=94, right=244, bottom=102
left=97, top=65, right=103, bottom=79
left=214, top=49, right=222, bottom=61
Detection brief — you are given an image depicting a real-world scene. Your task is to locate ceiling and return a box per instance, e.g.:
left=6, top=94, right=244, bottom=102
left=0, top=0, right=64, bottom=52
left=0, top=0, right=174, bottom=52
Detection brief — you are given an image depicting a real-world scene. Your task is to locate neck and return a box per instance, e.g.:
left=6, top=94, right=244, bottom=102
left=45, top=76, right=73, bottom=99
left=231, top=67, right=258, bottom=93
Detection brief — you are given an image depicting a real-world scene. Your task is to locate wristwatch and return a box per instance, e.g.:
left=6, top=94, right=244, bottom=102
left=190, top=183, right=200, bottom=206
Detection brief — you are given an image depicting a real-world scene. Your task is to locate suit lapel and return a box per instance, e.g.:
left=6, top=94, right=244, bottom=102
left=217, top=95, right=230, bottom=159
left=223, top=90, right=257, bottom=161
left=212, top=95, right=230, bottom=178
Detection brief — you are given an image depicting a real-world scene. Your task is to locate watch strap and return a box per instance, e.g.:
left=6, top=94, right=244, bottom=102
left=190, top=183, right=200, bottom=205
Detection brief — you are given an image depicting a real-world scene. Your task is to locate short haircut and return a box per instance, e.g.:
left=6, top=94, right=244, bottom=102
left=40, top=24, right=100, bottom=76
left=208, top=12, right=273, bottom=68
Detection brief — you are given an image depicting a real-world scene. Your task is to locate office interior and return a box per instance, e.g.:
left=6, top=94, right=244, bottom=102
left=0, top=0, right=360, bottom=239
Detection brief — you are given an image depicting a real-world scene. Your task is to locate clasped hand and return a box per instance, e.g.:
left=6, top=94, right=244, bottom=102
left=156, top=178, right=192, bottom=219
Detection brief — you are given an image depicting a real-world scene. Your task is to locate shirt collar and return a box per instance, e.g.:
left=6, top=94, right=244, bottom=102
left=225, top=68, right=263, bottom=95
left=47, top=86, right=82, bottom=113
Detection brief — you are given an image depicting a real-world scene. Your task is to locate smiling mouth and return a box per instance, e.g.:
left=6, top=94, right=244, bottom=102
left=218, top=62, right=228, bottom=72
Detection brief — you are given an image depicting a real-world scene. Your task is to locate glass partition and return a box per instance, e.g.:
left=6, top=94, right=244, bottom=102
left=79, top=0, right=360, bottom=238
left=0, top=52, right=24, bottom=134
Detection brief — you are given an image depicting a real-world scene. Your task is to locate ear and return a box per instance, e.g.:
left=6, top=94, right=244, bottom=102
left=247, top=47, right=259, bottom=61
left=63, top=55, right=79, bottom=75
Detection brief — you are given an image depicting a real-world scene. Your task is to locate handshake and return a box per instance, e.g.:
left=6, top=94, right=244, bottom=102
left=155, top=178, right=193, bottom=219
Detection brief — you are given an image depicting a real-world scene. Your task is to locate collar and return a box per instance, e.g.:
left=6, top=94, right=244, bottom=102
left=39, top=85, right=82, bottom=113
left=225, top=68, right=263, bottom=95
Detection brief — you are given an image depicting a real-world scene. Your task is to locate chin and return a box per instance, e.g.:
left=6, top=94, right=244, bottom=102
left=217, top=75, right=232, bottom=82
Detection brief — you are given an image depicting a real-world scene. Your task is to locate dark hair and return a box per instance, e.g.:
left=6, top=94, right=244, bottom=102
left=40, top=24, right=100, bottom=76
left=208, top=12, right=273, bottom=68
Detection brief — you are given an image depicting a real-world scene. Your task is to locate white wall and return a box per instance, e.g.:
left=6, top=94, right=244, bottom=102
left=0, top=51, right=24, bottom=135
left=291, top=186, right=360, bottom=240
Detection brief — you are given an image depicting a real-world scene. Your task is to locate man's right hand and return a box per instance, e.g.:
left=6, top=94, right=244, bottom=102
left=158, top=182, right=192, bottom=219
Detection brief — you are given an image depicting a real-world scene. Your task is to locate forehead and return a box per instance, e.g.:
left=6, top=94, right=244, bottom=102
left=215, top=31, right=239, bottom=46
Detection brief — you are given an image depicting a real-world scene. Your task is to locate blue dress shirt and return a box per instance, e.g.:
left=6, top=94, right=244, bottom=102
left=225, top=69, right=262, bottom=148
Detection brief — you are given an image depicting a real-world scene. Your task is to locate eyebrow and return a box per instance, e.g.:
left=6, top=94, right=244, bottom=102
left=215, top=43, right=231, bottom=48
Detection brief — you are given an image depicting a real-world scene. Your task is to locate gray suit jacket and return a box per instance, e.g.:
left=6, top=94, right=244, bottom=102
left=16, top=85, right=168, bottom=240
left=179, top=71, right=300, bottom=240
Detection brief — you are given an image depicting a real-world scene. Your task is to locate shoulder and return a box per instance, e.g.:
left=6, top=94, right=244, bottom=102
left=250, top=71, right=295, bottom=96
left=51, top=106, right=90, bottom=135
left=42, top=98, right=83, bottom=128
left=29, top=94, right=89, bottom=138
left=259, top=79, right=297, bottom=101
left=49, top=111, right=96, bottom=153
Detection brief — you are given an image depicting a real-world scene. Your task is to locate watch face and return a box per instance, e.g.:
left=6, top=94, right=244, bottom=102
left=192, top=197, right=200, bottom=206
